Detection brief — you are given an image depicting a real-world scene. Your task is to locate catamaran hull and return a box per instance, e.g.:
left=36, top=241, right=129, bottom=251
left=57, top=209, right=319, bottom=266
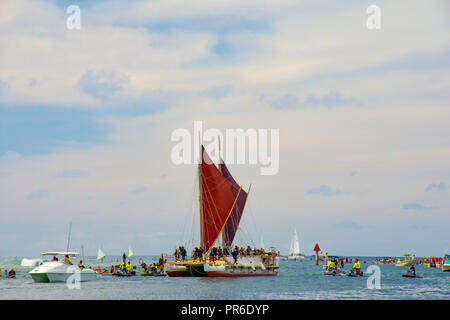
left=29, top=261, right=97, bottom=283
left=164, top=261, right=208, bottom=277
left=206, top=270, right=278, bottom=277
left=204, top=263, right=278, bottom=277
left=164, top=263, right=191, bottom=277
left=30, top=271, right=97, bottom=283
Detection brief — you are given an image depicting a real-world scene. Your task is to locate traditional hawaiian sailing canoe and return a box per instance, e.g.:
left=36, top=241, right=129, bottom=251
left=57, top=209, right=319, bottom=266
left=165, top=145, right=279, bottom=277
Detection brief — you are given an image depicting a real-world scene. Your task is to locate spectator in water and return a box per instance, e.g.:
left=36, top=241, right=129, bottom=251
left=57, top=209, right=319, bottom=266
left=7, top=269, right=16, bottom=278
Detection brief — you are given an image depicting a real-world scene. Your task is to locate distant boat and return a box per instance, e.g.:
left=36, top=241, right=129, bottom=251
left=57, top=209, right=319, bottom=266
left=395, top=254, right=412, bottom=267
left=128, top=247, right=134, bottom=258
left=97, top=248, right=105, bottom=261
left=443, top=254, right=450, bottom=272
left=287, top=228, right=305, bottom=260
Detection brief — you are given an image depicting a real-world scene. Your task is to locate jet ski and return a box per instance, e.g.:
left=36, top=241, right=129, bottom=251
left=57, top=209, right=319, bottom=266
left=324, top=268, right=345, bottom=276
left=402, top=265, right=421, bottom=278
left=402, top=274, right=422, bottom=278
left=348, top=268, right=363, bottom=277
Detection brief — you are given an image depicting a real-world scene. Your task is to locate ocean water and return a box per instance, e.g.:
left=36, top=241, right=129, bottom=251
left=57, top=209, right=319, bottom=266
left=0, top=256, right=448, bottom=300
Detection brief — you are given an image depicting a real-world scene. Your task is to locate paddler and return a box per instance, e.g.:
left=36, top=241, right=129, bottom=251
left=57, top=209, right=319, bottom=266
left=352, top=258, right=362, bottom=276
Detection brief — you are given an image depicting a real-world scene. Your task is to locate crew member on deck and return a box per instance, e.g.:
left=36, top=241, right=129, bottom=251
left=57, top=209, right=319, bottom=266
left=64, top=255, right=73, bottom=265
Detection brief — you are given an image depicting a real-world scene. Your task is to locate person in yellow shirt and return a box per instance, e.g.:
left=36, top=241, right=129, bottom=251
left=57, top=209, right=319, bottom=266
left=327, top=258, right=337, bottom=274
left=352, top=259, right=362, bottom=276
left=126, top=261, right=132, bottom=273
left=64, top=255, right=73, bottom=265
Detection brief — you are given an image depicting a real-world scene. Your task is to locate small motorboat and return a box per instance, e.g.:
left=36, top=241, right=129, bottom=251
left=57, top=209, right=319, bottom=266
left=395, top=254, right=412, bottom=266
left=29, top=252, right=96, bottom=283
left=442, top=254, right=450, bottom=272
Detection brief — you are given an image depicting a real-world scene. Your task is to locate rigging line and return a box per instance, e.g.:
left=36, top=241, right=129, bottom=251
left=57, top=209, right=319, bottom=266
left=176, top=166, right=197, bottom=249
left=185, top=172, right=199, bottom=251
left=185, top=166, right=198, bottom=247
left=187, top=165, right=199, bottom=248
left=245, top=196, right=262, bottom=247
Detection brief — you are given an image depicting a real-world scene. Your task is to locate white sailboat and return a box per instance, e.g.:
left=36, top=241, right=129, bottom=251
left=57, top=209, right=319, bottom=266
left=288, top=228, right=305, bottom=260
left=128, top=247, right=134, bottom=258
left=97, top=248, right=105, bottom=261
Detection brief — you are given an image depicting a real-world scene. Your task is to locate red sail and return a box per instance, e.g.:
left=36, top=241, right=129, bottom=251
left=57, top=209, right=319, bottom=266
left=201, top=147, right=241, bottom=253
left=220, top=161, right=248, bottom=247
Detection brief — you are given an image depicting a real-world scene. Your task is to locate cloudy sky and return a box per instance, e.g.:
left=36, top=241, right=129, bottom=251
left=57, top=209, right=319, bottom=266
left=1, top=0, right=449, bottom=258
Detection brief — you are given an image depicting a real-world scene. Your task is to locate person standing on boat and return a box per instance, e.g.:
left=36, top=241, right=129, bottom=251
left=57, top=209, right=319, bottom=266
left=64, top=255, right=73, bottom=265
left=232, top=246, right=239, bottom=264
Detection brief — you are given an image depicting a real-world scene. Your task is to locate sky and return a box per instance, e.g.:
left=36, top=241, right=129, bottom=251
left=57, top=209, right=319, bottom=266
left=0, top=0, right=449, bottom=258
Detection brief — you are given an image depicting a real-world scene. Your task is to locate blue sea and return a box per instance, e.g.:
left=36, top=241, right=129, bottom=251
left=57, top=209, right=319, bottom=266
left=0, top=256, right=448, bottom=300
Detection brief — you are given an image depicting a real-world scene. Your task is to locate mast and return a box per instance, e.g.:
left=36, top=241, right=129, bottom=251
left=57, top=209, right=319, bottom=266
left=198, top=133, right=204, bottom=252
left=66, top=222, right=72, bottom=252
left=218, top=136, right=226, bottom=249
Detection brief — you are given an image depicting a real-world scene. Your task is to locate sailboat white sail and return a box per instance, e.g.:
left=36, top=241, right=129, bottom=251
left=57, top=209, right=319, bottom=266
left=288, top=228, right=304, bottom=260
left=128, top=247, right=134, bottom=258
left=97, top=248, right=105, bottom=261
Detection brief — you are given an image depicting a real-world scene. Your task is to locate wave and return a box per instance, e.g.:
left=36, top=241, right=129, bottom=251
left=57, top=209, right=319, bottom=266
left=20, top=258, right=43, bottom=267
